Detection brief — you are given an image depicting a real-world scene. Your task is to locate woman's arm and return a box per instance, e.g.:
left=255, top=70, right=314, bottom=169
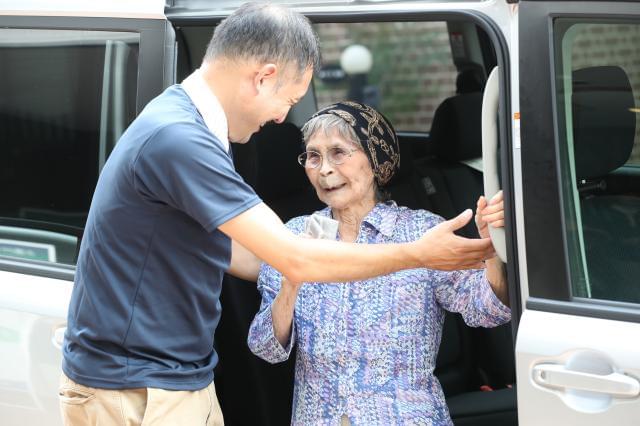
left=484, top=257, right=508, bottom=306
left=247, top=264, right=299, bottom=364
left=271, top=278, right=303, bottom=346
left=227, top=239, right=261, bottom=282
left=475, top=191, right=509, bottom=306
left=428, top=198, right=510, bottom=327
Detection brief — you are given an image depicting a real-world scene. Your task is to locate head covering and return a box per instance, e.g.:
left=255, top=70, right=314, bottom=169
left=310, top=101, right=400, bottom=187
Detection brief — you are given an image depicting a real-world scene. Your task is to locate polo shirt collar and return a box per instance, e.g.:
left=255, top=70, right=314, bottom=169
left=181, top=68, right=229, bottom=152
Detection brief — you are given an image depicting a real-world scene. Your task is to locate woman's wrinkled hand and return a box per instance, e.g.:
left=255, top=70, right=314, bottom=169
left=475, top=190, right=504, bottom=239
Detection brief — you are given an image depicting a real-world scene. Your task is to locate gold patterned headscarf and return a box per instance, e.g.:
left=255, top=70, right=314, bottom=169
left=310, top=101, right=400, bottom=187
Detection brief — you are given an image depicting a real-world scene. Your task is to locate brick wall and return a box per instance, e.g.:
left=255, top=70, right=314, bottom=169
left=314, top=21, right=640, bottom=165
left=314, top=22, right=458, bottom=132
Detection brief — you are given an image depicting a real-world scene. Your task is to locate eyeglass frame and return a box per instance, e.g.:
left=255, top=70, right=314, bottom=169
left=297, top=146, right=359, bottom=169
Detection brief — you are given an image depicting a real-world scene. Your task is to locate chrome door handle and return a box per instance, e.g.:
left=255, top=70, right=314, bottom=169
left=533, top=363, right=640, bottom=398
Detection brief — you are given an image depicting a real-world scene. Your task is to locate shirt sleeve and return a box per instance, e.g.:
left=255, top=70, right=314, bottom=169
left=247, top=215, right=307, bottom=363
left=434, top=269, right=511, bottom=327
left=407, top=209, right=511, bottom=327
left=132, top=122, right=261, bottom=232
left=247, top=263, right=296, bottom=363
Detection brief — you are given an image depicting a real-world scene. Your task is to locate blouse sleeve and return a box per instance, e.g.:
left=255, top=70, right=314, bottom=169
left=406, top=208, right=511, bottom=327
left=434, top=269, right=511, bottom=327
left=247, top=215, right=307, bottom=363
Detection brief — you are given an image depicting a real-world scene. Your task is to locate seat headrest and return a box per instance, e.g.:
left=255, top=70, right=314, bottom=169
left=456, top=67, right=485, bottom=94
left=429, top=92, right=483, bottom=162
left=252, top=122, right=309, bottom=200
left=573, top=66, right=636, bottom=179
left=385, top=138, right=415, bottom=186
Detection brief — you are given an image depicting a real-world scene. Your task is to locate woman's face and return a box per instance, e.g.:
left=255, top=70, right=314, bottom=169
left=304, top=130, right=376, bottom=211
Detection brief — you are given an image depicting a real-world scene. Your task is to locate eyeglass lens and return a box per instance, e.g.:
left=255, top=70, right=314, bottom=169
left=299, top=147, right=353, bottom=168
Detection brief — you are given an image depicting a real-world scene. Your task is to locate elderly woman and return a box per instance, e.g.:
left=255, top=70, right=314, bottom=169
left=247, top=101, right=510, bottom=425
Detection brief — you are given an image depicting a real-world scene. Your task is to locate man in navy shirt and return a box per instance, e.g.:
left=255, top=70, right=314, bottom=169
left=59, top=3, right=495, bottom=425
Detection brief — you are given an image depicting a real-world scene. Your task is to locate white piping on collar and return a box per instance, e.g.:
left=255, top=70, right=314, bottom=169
left=181, top=68, right=230, bottom=153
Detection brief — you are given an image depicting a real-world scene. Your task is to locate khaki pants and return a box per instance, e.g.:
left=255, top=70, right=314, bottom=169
left=59, top=373, right=224, bottom=426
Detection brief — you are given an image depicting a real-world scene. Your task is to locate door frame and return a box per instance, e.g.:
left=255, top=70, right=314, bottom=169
left=519, top=0, right=640, bottom=323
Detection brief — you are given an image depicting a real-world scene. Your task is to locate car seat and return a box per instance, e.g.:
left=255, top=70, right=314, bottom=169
left=414, top=91, right=485, bottom=238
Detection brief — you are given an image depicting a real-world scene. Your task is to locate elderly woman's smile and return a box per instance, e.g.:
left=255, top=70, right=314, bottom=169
left=318, top=179, right=345, bottom=192
left=305, top=132, right=377, bottom=212
left=316, top=171, right=346, bottom=190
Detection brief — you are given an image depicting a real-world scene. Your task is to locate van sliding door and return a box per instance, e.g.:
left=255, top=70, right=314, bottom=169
left=517, top=1, right=640, bottom=425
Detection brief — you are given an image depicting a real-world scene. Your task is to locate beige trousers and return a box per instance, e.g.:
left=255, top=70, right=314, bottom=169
left=58, top=373, right=224, bottom=426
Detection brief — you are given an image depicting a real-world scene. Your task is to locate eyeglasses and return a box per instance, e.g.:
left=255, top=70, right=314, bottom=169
left=297, top=147, right=358, bottom=169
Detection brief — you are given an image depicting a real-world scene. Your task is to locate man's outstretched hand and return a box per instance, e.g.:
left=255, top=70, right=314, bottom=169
left=416, top=209, right=495, bottom=271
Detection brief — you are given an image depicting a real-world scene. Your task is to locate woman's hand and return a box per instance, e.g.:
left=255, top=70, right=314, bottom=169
left=475, top=190, right=504, bottom=239
left=281, top=276, right=304, bottom=293
left=475, top=190, right=509, bottom=306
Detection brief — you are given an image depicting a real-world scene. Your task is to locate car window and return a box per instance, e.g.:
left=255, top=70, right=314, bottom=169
left=313, top=21, right=458, bottom=132
left=553, top=20, right=640, bottom=304
left=0, top=28, right=139, bottom=265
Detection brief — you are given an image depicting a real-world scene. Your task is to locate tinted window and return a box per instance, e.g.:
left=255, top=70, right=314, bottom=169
left=554, top=21, right=640, bottom=303
left=0, top=29, right=139, bottom=265
left=313, top=22, right=458, bottom=132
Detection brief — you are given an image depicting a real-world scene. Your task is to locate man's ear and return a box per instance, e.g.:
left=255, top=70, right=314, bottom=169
left=254, top=63, right=278, bottom=93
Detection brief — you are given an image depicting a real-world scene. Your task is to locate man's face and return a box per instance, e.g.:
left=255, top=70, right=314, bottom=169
left=229, top=66, right=313, bottom=143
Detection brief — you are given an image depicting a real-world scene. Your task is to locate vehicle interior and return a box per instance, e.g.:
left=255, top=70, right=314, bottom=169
left=0, top=28, right=141, bottom=264
left=173, top=15, right=518, bottom=426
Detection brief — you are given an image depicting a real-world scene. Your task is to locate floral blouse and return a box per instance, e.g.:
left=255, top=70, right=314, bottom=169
left=247, top=202, right=511, bottom=425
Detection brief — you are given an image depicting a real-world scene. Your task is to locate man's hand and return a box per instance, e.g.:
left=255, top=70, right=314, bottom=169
left=416, top=209, right=495, bottom=270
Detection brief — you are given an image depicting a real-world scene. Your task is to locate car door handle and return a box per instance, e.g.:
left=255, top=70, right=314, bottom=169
left=481, top=66, right=507, bottom=262
left=52, top=326, right=66, bottom=350
left=533, top=363, right=640, bottom=398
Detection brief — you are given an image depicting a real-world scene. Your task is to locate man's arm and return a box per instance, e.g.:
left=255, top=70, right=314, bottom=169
left=219, top=203, right=494, bottom=284
left=228, top=239, right=262, bottom=281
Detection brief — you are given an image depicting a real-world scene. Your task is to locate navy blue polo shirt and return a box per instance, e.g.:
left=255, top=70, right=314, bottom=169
left=62, top=85, right=261, bottom=390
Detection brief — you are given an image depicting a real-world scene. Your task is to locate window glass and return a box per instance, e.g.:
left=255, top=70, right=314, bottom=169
left=313, top=22, right=459, bottom=132
left=568, top=23, right=640, bottom=166
left=554, top=20, right=640, bottom=303
left=0, top=29, right=139, bottom=265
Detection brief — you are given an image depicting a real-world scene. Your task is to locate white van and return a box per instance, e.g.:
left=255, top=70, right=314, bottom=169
left=1, top=1, right=638, bottom=425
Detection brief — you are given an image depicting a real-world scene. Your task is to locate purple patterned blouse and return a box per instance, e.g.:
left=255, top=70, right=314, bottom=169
left=247, top=202, right=511, bottom=425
